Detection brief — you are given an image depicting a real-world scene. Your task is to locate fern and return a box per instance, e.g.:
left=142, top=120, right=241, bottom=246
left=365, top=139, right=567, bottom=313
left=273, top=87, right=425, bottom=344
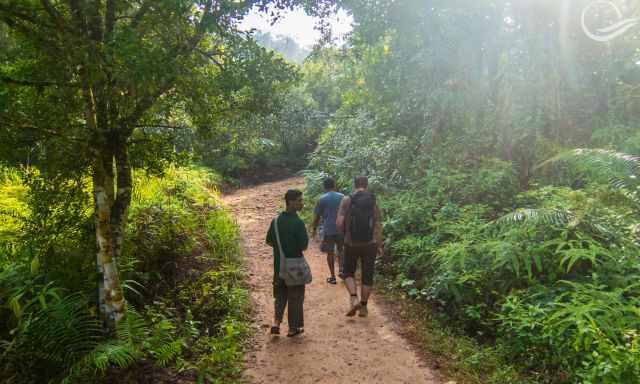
left=116, top=305, right=148, bottom=347
left=154, top=339, right=183, bottom=367
left=494, top=208, right=616, bottom=241
left=538, top=148, right=640, bottom=173
left=3, top=293, right=102, bottom=376
left=63, top=341, right=141, bottom=383
left=495, top=208, right=574, bottom=227
left=537, top=148, right=640, bottom=205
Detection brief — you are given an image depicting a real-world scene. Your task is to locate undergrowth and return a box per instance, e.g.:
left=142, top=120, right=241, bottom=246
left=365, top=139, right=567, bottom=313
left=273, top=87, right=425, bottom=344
left=0, top=166, right=250, bottom=383
left=306, top=119, right=640, bottom=383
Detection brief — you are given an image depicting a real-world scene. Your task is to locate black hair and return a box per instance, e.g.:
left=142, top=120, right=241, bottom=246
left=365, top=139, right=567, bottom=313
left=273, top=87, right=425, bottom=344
left=354, top=176, right=368, bottom=189
left=284, top=189, right=303, bottom=205
left=323, top=177, right=336, bottom=190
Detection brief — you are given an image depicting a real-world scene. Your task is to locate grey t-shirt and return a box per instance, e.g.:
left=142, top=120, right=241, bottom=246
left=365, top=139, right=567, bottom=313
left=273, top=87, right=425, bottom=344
left=314, top=191, right=344, bottom=236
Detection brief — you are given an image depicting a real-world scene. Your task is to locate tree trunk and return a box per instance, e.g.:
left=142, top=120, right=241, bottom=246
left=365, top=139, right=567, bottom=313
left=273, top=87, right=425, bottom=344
left=93, top=150, right=127, bottom=328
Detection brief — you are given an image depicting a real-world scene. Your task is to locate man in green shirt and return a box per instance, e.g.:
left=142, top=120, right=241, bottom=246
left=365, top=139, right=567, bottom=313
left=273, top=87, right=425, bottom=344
left=266, top=189, right=309, bottom=337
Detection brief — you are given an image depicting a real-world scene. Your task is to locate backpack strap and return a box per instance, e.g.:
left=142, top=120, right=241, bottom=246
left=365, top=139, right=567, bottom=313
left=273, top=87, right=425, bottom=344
left=274, top=215, right=286, bottom=277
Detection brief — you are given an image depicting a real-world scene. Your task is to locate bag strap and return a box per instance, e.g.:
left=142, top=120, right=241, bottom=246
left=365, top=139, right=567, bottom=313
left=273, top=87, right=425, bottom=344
left=274, top=215, right=286, bottom=276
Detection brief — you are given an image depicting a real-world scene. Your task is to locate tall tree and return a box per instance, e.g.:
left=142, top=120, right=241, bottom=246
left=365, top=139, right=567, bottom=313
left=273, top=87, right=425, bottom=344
left=0, top=0, right=325, bottom=328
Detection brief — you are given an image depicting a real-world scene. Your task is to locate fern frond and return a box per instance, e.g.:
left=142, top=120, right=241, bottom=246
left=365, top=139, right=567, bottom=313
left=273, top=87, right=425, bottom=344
left=495, top=208, right=574, bottom=227
left=154, top=339, right=183, bottom=367
left=17, top=293, right=101, bottom=364
left=493, top=208, right=616, bottom=240
left=150, top=318, right=177, bottom=346
left=537, top=149, right=640, bottom=205
left=116, top=306, right=148, bottom=347
left=537, top=148, right=640, bottom=173
left=63, top=341, right=142, bottom=384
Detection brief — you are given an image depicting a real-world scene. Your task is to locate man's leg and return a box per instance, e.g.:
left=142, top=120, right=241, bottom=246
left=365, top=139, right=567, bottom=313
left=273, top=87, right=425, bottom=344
left=343, top=244, right=361, bottom=316
left=343, top=245, right=358, bottom=295
left=327, top=250, right=336, bottom=278
left=287, top=285, right=305, bottom=332
left=273, top=278, right=287, bottom=331
left=321, top=236, right=337, bottom=282
left=336, top=236, right=345, bottom=278
left=358, top=243, right=377, bottom=317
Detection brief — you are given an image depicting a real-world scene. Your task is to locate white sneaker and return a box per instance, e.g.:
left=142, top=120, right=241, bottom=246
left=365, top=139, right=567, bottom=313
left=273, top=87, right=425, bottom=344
left=346, top=296, right=360, bottom=317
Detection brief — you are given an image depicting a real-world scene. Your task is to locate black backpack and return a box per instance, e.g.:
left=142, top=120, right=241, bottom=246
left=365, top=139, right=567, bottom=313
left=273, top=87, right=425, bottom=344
left=349, top=191, right=376, bottom=242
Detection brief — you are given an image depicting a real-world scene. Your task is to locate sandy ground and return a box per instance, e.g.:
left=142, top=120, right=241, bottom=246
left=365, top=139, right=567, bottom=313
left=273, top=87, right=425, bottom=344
left=223, top=177, right=443, bottom=384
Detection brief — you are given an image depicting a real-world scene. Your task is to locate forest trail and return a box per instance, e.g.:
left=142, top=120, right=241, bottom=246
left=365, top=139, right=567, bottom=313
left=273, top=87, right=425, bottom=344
left=223, top=177, right=443, bottom=384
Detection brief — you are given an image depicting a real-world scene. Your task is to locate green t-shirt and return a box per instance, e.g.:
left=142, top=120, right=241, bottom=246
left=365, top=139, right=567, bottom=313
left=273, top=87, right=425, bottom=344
left=266, top=211, right=309, bottom=276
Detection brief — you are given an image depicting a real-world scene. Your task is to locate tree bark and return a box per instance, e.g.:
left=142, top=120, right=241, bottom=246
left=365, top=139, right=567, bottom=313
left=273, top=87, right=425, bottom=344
left=93, top=150, right=126, bottom=327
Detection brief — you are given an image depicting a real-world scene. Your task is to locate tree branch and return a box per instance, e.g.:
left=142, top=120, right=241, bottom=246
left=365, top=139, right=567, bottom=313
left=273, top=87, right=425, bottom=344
left=0, top=74, right=80, bottom=87
left=0, top=3, right=42, bottom=25
left=134, top=124, right=188, bottom=130
left=105, top=0, right=116, bottom=41
left=66, top=0, right=88, bottom=37
left=196, top=48, right=225, bottom=71
left=40, top=0, right=71, bottom=32
left=129, top=0, right=152, bottom=30
left=123, top=0, right=215, bottom=131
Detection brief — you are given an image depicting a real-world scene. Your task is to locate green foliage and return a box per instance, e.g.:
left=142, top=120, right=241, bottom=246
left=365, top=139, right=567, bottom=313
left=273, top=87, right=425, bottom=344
left=306, top=25, right=640, bottom=377
left=0, top=166, right=28, bottom=247
left=2, top=293, right=101, bottom=383
left=0, top=166, right=250, bottom=383
left=539, top=149, right=640, bottom=208
left=303, top=0, right=640, bottom=382
left=497, top=281, right=640, bottom=383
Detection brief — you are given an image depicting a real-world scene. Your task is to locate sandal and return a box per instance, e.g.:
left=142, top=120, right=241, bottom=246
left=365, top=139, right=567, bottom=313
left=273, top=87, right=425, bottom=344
left=286, top=328, right=304, bottom=337
left=327, top=277, right=337, bottom=285
left=270, top=325, right=280, bottom=335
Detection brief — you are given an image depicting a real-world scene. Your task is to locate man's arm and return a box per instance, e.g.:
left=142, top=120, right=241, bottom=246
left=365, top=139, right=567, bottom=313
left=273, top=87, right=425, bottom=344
left=266, top=219, right=275, bottom=247
left=335, top=196, right=349, bottom=234
left=296, top=219, right=309, bottom=251
left=373, top=202, right=383, bottom=250
left=311, top=201, right=322, bottom=238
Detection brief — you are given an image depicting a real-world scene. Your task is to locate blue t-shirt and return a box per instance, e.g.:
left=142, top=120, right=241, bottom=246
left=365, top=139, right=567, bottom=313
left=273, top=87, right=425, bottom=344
left=314, top=191, right=344, bottom=236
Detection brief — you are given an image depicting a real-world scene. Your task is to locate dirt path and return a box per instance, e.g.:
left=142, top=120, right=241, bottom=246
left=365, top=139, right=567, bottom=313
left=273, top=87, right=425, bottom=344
left=223, top=177, right=443, bottom=384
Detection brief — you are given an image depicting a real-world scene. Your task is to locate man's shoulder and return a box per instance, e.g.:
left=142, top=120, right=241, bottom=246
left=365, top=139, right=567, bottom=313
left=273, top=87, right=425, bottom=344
left=292, top=215, right=306, bottom=229
left=319, top=192, right=334, bottom=200
left=321, top=191, right=344, bottom=199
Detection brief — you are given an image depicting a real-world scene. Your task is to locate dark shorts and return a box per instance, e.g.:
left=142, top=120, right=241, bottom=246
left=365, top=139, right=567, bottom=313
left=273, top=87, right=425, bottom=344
left=320, top=234, right=344, bottom=254
left=343, top=243, right=377, bottom=286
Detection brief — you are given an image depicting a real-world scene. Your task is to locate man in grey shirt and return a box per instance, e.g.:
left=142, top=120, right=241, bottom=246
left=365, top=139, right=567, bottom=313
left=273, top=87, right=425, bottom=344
left=311, top=177, right=345, bottom=285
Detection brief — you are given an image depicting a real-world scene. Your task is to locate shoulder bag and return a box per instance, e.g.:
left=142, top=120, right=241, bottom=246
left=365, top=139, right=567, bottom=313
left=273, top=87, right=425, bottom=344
left=274, top=215, right=312, bottom=286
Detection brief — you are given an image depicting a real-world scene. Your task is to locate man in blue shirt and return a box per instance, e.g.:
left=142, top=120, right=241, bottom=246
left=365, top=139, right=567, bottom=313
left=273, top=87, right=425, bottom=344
left=311, top=177, right=345, bottom=284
